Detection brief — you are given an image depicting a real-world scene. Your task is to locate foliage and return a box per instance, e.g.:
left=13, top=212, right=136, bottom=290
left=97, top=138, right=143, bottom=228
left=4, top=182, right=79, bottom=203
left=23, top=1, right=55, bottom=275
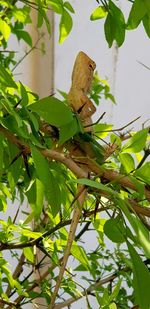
left=0, top=1, right=150, bottom=309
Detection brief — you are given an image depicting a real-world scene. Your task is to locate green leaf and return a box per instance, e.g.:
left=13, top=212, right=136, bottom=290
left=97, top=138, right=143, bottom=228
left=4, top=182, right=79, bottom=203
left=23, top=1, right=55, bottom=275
left=0, top=134, right=4, bottom=178
left=27, top=179, right=44, bottom=219
left=0, top=18, right=11, bottom=41
left=0, top=194, right=7, bottom=212
left=127, top=0, right=147, bottom=29
left=71, top=243, right=90, bottom=270
left=59, top=9, right=73, bottom=44
left=122, top=128, right=148, bottom=153
left=0, top=64, right=17, bottom=89
left=8, top=143, right=23, bottom=185
left=127, top=241, right=150, bottom=309
left=29, top=96, right=73, bottom=126
left=109, top=304, right=117, bottom=309
left=37, top=4, right=51, bottom=34
left=110, top=0, right=125, bottom=47
left=110, top=133, right=121, bottom=148
left=57, top=89, right=67, bottom=100
left=12, top=7, right=31, bottom=23
left=23, top=247, right=34, bottom=263
left=15, top=30, right=32, bottom=47
left=31, top=145, right=61, bottom=216
left=49, top=0, right=63, bottom=14
left=94, top=123, right=113, bottom=138
left=104, top=218, right=125, bottom=243
left=143, top=14, right=150, bottom=38
left=104, top=12, right=114, bottom=48
left=105, top=92, right=116, bottom=103
left=118, top=198, right=150, bottom=258
left=35, top=178, right=44, bottom=218
left=134, top=162, right=150, bottom=185
left=0, top=183, right=11, bottom=199
left=90, top=6, right=107, bottom=21
left=130, top=176, right=145, bottom=198
left=98, top=288, right=109, bottom=306
left=21, top=229, right=42, bottom=238
left=119, top=153, right=135, bottom=173
left=109, top=278, right=122, bottom=302
left=20, top=82, right=29, bottom=106
left=64, top=1, right=75, bottom=13
left=104, top=0, right=125, bottom=47
left=75, top=178, right=113, bottom=195
left=59, top=117, right=79, bottom=145
left=144, top=0, right=150, bottom=11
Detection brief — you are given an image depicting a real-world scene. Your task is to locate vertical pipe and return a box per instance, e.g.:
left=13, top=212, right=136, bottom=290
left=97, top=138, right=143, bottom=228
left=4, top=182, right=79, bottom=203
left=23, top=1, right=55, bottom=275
left=26, top=9, right=54, bottom=97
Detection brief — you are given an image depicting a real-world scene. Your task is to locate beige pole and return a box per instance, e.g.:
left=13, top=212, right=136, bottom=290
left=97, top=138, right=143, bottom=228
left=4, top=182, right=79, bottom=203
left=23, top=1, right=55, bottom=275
left=26, top=9, right=54, bottom=97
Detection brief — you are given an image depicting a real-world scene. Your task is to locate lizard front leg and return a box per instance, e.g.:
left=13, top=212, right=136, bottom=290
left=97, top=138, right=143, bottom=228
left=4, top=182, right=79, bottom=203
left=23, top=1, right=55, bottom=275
left=68, top=89, right=96, bottom=132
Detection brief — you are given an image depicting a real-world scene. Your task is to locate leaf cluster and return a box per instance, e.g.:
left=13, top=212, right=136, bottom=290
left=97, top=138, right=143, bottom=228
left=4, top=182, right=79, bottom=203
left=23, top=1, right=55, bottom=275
left=91, top=0, right=150, bottom=47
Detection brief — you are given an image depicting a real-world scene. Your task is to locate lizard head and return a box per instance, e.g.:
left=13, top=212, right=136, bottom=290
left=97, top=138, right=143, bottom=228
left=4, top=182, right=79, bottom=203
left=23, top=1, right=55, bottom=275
left=71, top=51, right=96, bottom=93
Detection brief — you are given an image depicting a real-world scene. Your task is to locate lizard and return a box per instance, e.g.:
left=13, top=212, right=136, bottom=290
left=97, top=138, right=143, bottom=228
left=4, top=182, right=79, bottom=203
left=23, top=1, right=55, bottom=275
left=67, top=51, right=104, bottom=165
left=49, top=51, right=97, bottom=308
left=68, top=51, right=96, bottom=132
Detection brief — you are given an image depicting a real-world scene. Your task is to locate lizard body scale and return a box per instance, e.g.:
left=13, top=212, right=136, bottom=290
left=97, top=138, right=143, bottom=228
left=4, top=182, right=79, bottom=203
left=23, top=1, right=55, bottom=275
left=49, top=51, right=96, bottom=308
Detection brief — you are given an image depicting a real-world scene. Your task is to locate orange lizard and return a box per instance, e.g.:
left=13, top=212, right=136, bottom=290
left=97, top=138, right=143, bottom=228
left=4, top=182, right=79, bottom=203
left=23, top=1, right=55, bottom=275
left=68, top=51, right=96, bottom=132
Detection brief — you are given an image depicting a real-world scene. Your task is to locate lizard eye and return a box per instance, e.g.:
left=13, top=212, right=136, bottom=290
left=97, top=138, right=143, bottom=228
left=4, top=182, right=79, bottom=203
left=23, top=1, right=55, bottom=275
left=89, top=64, right=93, bottom=69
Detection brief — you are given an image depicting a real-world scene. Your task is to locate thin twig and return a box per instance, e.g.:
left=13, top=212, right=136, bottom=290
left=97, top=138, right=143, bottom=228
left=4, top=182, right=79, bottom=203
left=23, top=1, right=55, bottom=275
left=21, top=0, right=52, bottom=10
left=12, top=33, right=44, bottom=72
left=137, top=60, right=150, bottom=71
left=53, top=269, right=128, bottom=309
left=0, top=298, right=17, bottom=307
left=0, top=50, right=18, bottom=53
left=96, top=116, right=141, bottom=133
left=48, top=184, right=88, bottom=308
left=84, top=112, right=106, bottom=128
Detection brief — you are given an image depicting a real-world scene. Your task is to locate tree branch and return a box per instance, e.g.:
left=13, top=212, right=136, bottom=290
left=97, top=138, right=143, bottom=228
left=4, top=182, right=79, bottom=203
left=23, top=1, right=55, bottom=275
left=0, top=298, right=18, bottom=307
left=3, top=121, right=150, bottom=201
left=49, top=184, right=88, bottom=308
left=53, top=269, right=129, bottom=309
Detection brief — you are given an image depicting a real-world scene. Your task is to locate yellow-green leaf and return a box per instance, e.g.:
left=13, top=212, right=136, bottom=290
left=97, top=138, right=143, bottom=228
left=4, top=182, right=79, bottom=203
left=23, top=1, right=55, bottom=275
left=23, top=247, right=34, bottom=263
left=90, top=6, right=107, bottom=21
left=134, top=162, right=150, bottom=185
left=119, top=153, right=135, bottom=173
left=94, top=123, right=113, bottom=138
left=0, top=18, right=11, bottom=41
left=59, top=9, right=73, bottom=44
left=122, top=128, right=148, bottom=153
left=71, top=243, right=90, bottom=270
